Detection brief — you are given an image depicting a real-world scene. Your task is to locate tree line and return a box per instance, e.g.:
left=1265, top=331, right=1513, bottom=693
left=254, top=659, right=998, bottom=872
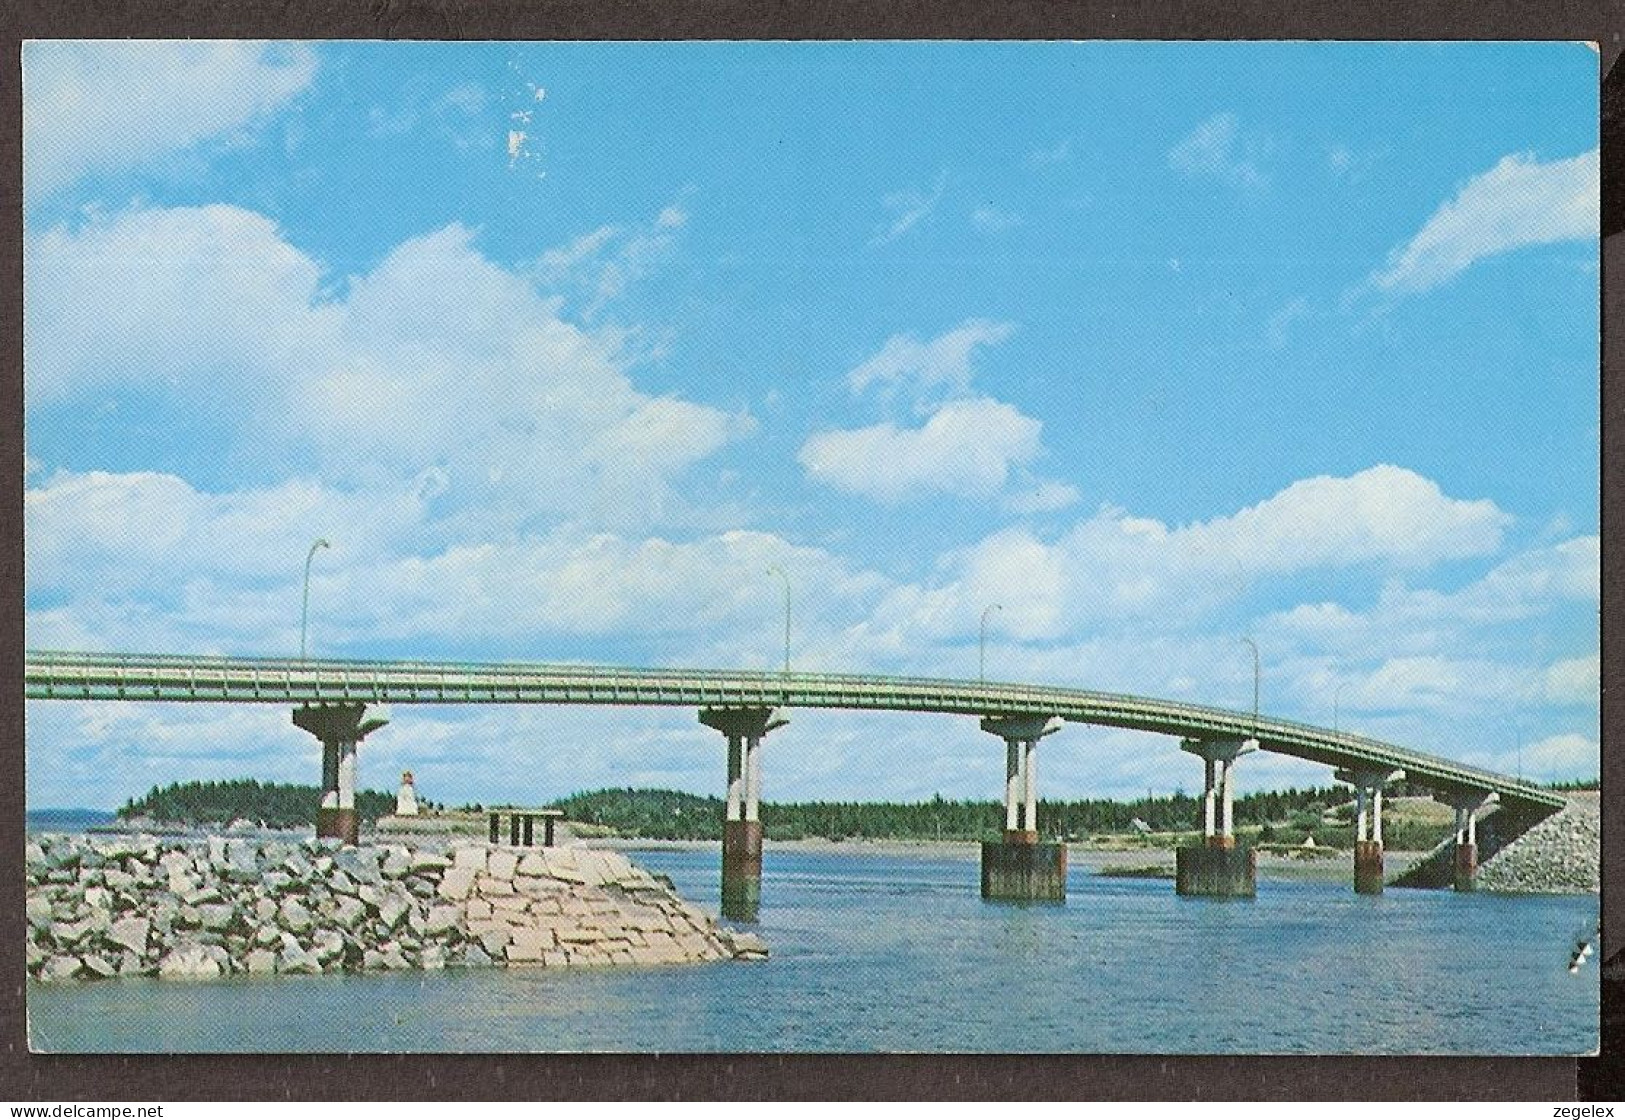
left=556, top=784, right=1363, bottom=842
left=118, top=779, right=398, bottom=828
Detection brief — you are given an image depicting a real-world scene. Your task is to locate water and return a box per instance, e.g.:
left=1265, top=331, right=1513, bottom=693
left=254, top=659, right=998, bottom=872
left=27, top=848, right=1598, bottom=1053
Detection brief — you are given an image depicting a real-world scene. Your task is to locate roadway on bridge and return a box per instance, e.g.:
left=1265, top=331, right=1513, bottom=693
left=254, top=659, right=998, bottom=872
left=23, top=650, right=1564, bottom=816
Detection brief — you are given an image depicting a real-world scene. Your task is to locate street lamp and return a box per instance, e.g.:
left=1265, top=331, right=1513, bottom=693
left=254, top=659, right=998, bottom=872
left=1237, top=636, right=1260, bottom=733
left=766, top=565, right=791, bottom=675
left=301, top=538, right=331, bottom=660
left=979, top=603, right=1003, bottom=684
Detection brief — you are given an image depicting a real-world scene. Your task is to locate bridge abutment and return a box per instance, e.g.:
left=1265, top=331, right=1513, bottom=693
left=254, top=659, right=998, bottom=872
left=293, top=703, right=390, bottom=846
left=1176, top=737, right=1257, bottom=898
left=979, top=715, right=1065, bottom=902
left=1337, top=767, right=1404, bottom=894
left=700, top=706, right=786, bottom=921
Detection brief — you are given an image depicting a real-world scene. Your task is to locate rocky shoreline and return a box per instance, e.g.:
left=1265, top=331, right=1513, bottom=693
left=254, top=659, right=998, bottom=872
left=26, top=833, right=766, bottom=983
left=1472, top=793, right=1600, bottom=894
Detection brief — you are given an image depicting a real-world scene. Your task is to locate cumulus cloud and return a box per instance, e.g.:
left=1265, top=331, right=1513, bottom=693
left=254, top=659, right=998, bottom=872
left=23, top=41, right=316, bottom=200
left=799, top=398, right=1046, bottom=504
left=1167, top=112, right=1266, bottom=191
left=846, top=319, right=1015, bottom=399
left=25, top=205, right=334, bottom=404
left=1371, top=148, right=1598, bottom=294
left=871, top=171, right=947, bottom=246
left=25, top=204, right=748, bottom=530
left=1544, top=653, right=1600, bottom=705
left=1264, top=535, right=1598, bottom=655
left=863, top=465, right=1512, bottom=645
left=23, top=462, right=887, bottom=666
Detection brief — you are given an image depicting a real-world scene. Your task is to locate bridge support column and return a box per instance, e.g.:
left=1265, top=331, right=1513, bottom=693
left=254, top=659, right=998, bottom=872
left=1176, top=737, right=1258, bottom=898
left=293, top=703, right=390, bottom=846
left=700, top=707, right=786, bottom=922
left=1435, top=790, right=1497, bottom=892
left=978, top=715, right=1065, bottom=902
left=1337, top=768, right=1404, bottom=894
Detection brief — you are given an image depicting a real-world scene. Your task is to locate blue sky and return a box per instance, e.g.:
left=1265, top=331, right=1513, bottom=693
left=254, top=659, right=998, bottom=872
left=23, top=41, right=1599, bottom=810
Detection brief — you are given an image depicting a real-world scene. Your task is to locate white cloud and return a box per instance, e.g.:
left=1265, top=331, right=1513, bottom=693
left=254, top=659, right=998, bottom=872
left=799, top=398, right=1046, bottom=504
left=25, top=205, right=335, bottom=404
left=1167, top=112, right=1266, bottom=191
left=1371, top=148, right=1598, bottom=294
left=1264, top=535, right=1598, bottom=656
left=1544, top=653, right=1600, bottom=705
left=533, top=204, right=688, bottom=318
left=23, top=41, right=316, bottom=200
left=846, top=319, right=1015, bottom=398
left=23, top=463, right=889, bottom=665
left=1486, top=733, right=1598, bottom=783
left=25, top=205, right=747, bottom=530
left=865, top=465, right=1512, bottom=645
left=871, top=171, right=947, bottom=246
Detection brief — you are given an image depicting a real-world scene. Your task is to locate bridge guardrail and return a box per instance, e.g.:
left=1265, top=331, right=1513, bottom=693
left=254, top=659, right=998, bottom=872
left=24, top=649, right=1567, bottom=812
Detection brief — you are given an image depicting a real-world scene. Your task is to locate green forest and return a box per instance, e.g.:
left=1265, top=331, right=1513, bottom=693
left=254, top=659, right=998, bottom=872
left=119, top=779, right=397, bottom=828
left=554, top=784, right=1444, bottom=847
left=118, top=774, right=1581, bottom=849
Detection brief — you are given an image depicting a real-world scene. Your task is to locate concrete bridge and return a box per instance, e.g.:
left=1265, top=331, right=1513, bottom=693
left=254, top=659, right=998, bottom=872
left=25, top=649, right=1565, bottom=917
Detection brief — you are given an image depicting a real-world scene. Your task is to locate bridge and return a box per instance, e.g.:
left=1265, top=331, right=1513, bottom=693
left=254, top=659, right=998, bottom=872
left=26, top=649, right=1564, bottom=915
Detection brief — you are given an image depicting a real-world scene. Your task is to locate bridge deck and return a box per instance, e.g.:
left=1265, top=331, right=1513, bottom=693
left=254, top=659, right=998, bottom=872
left=23, top=650, right=1565, bottom=815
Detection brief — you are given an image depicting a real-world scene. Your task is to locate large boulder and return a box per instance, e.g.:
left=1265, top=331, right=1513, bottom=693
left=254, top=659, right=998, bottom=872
left=106, top=916, right=151, bottom=956
left=278, top=898, right=314, bottom=933
left=333, top=847, right=383, bottom=886
left=158, top=943, right=223, bottom=979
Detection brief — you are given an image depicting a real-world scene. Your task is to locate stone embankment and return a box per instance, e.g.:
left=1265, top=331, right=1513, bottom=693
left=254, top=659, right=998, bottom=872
left=27, top=834, right=766, bottom=982
left=1474, top=792, right=1599, bottom=894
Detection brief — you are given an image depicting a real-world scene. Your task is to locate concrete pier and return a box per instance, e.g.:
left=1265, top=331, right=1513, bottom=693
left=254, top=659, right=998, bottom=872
left=1436, top=789, right=1497, bottom=892
left=1176, top=736, right=1258, bottom=897
left=700, top=706, right=786, bottom=921
left=978, top=714, right=1065, bottom=902
left=1354, top=841, right=1385, bottom=894
left=1337, top=767, right=1404, bottom=894
left=292, top=702, right=390, bottom=845
left=1175, top=845, right=1256, bottom=897
left=981, top=838, right=1066, bottom=901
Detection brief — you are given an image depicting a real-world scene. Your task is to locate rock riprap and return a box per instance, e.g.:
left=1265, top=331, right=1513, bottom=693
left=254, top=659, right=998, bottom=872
left=1474, top=793, right=1600, bottom=894
left=26, top=835, right=766, bottom=982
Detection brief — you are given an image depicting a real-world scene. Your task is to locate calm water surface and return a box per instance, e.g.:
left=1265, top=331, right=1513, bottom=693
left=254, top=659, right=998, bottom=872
left=27, top=848, right=1598, bottom=1053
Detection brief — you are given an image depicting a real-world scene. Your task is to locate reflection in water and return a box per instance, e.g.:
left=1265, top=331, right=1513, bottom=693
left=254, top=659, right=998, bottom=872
left=27, top=848, right=1599, bottom=1054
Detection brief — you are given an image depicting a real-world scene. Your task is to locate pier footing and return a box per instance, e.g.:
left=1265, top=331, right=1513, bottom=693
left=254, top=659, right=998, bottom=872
left=722, top=819, right=763, bottom=921
left=1354, top=840, right=1385, bottom=894
left=1175, top=844, right=1256, bottom=898
left=1453, top=841, right=1477, bottom=892
left=980, top=836, right=1066, bottom=902
left=316, top=807, right=359, bottom=846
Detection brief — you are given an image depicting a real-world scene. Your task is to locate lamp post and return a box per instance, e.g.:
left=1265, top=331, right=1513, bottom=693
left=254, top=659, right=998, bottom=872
left=979, top=603, right=1003, bottom=684
left=1238, top=636, right=1260, bottom=733
left=301, top=538, right=330, bottom=660
left=766, top=565, right=791, bottom=676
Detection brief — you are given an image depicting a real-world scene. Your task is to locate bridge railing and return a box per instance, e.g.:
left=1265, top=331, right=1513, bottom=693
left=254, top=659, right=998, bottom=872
left=24, top=649, right=1566, bottom=810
